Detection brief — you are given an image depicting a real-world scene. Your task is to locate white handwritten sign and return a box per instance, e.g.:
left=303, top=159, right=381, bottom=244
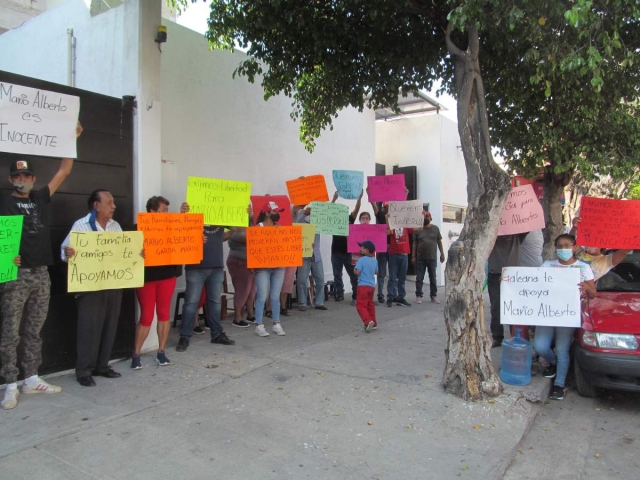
left=497, top=184, right=545, bottom=236
left=387, top=200, right=423, bottom=229
left=500, top=267, right=581, bottom=327
left=0, top=82, right=80, bottom=158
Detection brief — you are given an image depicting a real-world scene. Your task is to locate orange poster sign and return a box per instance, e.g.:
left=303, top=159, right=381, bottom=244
left=246, top=226, right=303, bottom=269
left=137, top=213, right=204, bottom=267
left=285, top=175, right=329, bottom=206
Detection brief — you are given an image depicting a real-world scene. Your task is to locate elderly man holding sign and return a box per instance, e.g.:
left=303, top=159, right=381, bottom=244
left=0, top=123, right=82, bottom=410
left=61, top=189, right=143, bottom=387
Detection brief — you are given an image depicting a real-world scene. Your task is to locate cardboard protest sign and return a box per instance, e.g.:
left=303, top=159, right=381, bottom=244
left=347, top=224, right=388, bottom=253
left=500, top=266, right=581, bottom=327
left=294, top=223, right=316, bottom=257
left=387, top=200, right=423, bottom=229
left=497, top=184, right=545, bottom=236
left=0, top=82, right=80, bottom=158
left=0, top=216, right=23, bottom=283
left=367, top=174, right=406, bottom=202
left=250, top=195, right=293, bottom=226
left=246, top=226, right=303, bottom=268
left=67, top=231, right=144, bottom=292
left=332, top=170, right=364, bottom=200
left=577, top=197, right=640, bottom=249
left=309, top=202, right=349, bottom=235
left=137, top=213, right=203, bottom=266
left=285, top=175, right=329, bottom=206
left=186, top=176, right=251, bottom=227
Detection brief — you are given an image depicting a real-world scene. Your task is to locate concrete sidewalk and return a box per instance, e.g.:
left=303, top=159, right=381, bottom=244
left=1, top=294, right=549, bottom=480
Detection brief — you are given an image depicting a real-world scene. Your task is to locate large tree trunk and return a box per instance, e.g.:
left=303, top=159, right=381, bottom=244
left=442, top=25, right=511, bottom=400
left=542, top=168, right=572, bottom=260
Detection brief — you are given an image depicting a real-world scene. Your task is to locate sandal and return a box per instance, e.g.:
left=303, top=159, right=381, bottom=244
left=265, top=310, right=272, bottom=318
left=280, top=308, right=291, bottom=316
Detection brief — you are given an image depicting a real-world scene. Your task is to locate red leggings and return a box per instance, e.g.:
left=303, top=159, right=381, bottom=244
left=355, top=286, right=377, bottom=326
left=136, top=277, right=177, bottom=327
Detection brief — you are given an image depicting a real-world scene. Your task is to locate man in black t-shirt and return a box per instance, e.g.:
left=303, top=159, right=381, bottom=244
left=330, top=190, right=363, bottom=305
left=0, top=123, right=81, bottom=410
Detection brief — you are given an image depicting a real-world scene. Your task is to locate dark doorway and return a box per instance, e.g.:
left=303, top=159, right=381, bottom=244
left=0, top=70, right=135, bottom=380
left=392, top=165, right=418, bottom=274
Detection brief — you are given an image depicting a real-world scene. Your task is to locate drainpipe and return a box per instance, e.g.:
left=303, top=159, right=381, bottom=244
left=67, top=28, right=76, bottom=87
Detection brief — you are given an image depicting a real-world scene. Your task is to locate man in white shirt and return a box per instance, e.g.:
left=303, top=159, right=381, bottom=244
left=61, top=190, right=125, bottom=387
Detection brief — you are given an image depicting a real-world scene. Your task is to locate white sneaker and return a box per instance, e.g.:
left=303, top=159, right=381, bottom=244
left=365, top=321, right=375, bottom=333
left=272, top=323, right=286, bottom=336
left=415, top=297, right=423, bottom=304
left=1, top=388, right=19, bottom=410
left=22, top=378, right=62, bottom=394
left=255, top=324, right=270, bottom=337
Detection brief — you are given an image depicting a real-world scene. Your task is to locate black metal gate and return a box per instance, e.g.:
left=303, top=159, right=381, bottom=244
left=0, top=70, right=135, bottom=379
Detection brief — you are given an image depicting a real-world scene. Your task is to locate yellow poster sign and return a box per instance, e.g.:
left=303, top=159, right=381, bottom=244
left=186, top=176, right=251, bottom=227
left=293, top=223, right=316, bottom=258
left=67, top=231, right=144, bottom=293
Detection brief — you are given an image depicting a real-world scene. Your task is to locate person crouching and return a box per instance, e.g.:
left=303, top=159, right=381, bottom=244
left=354, top=240, right=378, bottom=333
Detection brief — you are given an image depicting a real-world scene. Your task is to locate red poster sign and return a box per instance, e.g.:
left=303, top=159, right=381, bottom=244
left=576, top=197, right=640, bottom=249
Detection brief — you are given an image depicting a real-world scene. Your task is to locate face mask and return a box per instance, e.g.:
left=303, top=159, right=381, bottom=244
left=556, top=249, right=574, bottom=261
left=12, top=181, right=33, bottom=194
left=424, top=219, right=431, bottom=225
left=270, top=213, right=280, bottom=223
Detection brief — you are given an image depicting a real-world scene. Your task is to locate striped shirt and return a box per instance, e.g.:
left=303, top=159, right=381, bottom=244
left=61, top=213, right=122, bottom=262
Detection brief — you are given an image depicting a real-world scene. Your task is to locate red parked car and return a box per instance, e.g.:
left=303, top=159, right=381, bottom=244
left=573, top=250, right=640, bottom=397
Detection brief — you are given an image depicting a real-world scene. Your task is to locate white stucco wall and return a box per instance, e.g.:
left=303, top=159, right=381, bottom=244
left=375, top=115, right=443, bottom=224
left=375, top=115, right=467, bottom=286
left=0, top=0, right=126, bottom=98
left=160, top=21, right=376, bottom=292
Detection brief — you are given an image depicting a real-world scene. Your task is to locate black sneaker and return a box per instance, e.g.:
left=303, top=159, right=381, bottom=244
left=335, top=295, right=344, bottom=302
left=232, top=320, right=250, bottom=328
left=211, top=332, right=235, bottom=345
left=156, top=351, right=171, bottom=366
left=314, top=305, right=328, bottom=311
left=543, top=364, right=557, bottom=379
left=131, top=355, right=142, bottom=370
left=386, top=299, right=393, bottom=307
left=491, top=338, right=503, bottom=348
left=176, top=337, right=189, bottom=352
left=193, top=326, right=205, bottom=335
left=549, top=385, right=566, bottom=400
left=395, top=298, right=411, bottom=307
left=377, top=295, right=385, bottom=304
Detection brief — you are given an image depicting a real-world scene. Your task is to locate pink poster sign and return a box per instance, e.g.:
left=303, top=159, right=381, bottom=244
left=366, top=174, right=406, bottom=202
left=347, top=224, right=388, bottom=253
left=497, top=184, right=545, bottom=236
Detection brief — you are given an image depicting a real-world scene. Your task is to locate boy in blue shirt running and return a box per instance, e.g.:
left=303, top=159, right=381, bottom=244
left=354, top=240, right=379, bottom=332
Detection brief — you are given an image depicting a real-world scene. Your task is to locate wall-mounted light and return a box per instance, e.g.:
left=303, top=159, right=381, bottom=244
left=155, top=26, right=167, bottom=52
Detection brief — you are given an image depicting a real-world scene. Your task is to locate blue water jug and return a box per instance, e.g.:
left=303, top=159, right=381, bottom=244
left=500, top=328, right=532, bottom=386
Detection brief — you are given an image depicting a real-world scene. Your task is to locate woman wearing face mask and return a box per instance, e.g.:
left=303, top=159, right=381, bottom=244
left=253, top=202, right=287, bottom=337
left=534, top=234, right=596, bottom=400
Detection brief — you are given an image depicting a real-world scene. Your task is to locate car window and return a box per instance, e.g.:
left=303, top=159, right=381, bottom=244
left=596, top=250, right=640, bottom=292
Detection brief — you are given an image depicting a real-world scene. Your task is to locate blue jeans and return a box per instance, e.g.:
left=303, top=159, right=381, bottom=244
left=296, top=258, right=325, bottom=307
left=534, top=326, right=575, bottom=388
left=416, top=259, right=438, bottom=299
left=331, top=253, right=357, bottom=299
left=255, top=268, right=285, bottom=325
left=376, top=252, right=388, bottom=298
left=387, top=254, right=408, bottom=300
left=180, top=268, right=224, bottom=341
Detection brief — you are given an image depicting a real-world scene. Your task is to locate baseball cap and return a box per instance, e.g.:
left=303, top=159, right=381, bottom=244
left=261, top=201, right=285, bottom=213
left=9, top=160, right=35, bottom=176
left=358, top=240, right=376, bottom=253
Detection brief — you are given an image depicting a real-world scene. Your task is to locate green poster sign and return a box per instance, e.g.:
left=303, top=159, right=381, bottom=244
left=0, top=216, right=23, bottom=283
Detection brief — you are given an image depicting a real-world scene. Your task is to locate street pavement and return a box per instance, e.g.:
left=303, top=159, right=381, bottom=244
left=1, top=288, right=549, bottom=480
left=504, top=380, right=640, bottom=479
